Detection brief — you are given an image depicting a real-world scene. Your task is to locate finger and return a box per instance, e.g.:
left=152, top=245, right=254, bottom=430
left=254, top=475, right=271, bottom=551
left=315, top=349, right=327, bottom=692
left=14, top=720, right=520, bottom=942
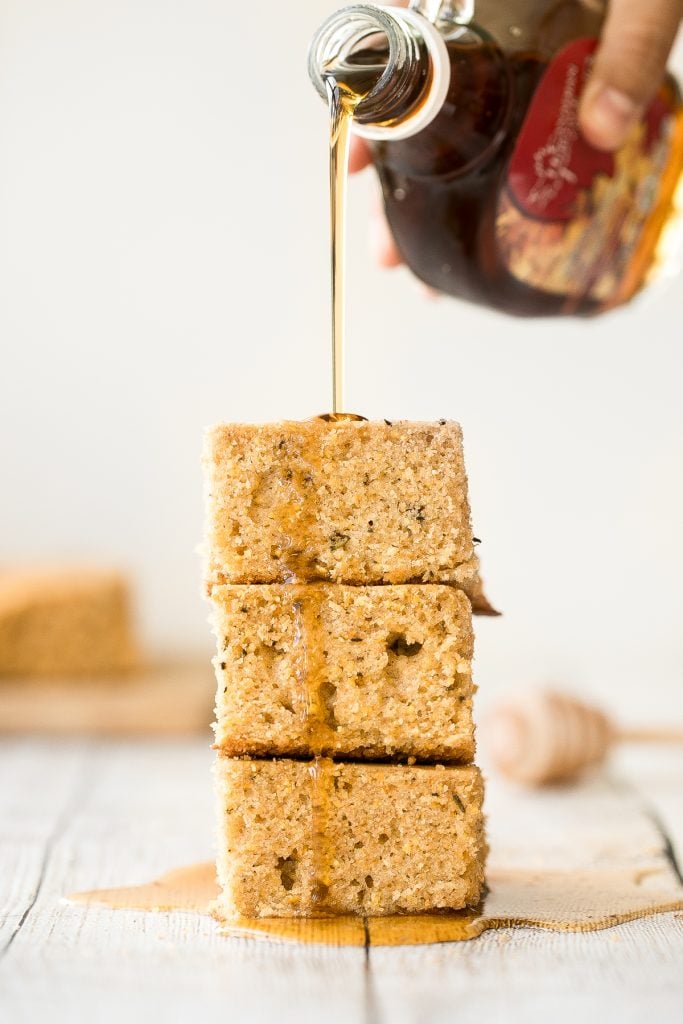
left=369, top=209, right=402, bottom=267
left=366, top=183, right=401, bottom=268
left=580, top=0, right=683, bottom=150
left=349, top=135, right=373, bottom=173
left=369, top=187, right=402, bottom=266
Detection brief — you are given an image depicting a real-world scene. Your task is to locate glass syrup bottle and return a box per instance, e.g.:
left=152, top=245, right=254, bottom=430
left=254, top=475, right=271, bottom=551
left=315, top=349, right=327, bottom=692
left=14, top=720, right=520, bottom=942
left=309, top=0, right=683, bottom=317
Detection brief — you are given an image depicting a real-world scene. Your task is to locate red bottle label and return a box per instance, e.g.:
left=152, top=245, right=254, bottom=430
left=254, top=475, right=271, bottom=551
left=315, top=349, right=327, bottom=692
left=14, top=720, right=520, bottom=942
left=496, top=38, right=683, bottom=306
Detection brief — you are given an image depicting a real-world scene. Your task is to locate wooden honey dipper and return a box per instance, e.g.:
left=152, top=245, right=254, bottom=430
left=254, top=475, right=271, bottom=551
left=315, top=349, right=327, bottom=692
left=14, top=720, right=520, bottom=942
left=484, top=690, right=683, bottom=786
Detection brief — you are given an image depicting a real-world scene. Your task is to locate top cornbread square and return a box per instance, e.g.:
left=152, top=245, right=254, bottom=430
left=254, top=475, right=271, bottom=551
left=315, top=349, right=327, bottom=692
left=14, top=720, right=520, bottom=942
left=203, top=418, right=475, bottom=585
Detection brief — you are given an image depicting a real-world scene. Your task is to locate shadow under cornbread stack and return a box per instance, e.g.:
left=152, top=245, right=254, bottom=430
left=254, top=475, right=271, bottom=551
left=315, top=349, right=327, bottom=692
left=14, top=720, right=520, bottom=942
left=203, top=417, right=489, bottom=918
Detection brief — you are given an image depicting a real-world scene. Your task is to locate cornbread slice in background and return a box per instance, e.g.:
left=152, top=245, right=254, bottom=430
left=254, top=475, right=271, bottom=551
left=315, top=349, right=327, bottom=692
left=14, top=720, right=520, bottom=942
left=203, top=418, right=476, bottom=587
left=211, top=583, right=475, bottom=762
left=0, top=567, right=138, bottom=678
left=215, top=757, right=486, bottom=918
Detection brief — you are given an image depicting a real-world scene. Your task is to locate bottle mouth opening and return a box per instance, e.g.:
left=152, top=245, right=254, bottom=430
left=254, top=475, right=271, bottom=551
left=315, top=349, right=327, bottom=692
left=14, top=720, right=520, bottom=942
left=308, top=3, right=451, bottom=141
left=320, top=30, right=391, bottom=101
left=307, top=5, right=405, bottom=117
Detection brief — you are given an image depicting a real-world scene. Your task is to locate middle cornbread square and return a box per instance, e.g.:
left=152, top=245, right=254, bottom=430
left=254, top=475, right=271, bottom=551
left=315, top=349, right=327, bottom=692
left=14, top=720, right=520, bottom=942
left=211, top=582, right=475, bottom=763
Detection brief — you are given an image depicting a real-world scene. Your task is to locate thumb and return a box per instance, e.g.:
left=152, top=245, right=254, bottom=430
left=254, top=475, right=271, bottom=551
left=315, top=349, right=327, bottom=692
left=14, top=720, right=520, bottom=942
left=579, top=0, right=683, bottom=151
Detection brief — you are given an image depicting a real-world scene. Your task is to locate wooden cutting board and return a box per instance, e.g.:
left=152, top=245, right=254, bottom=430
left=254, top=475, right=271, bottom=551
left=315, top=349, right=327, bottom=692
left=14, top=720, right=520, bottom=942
left=0, top=658, right=215, bottom=736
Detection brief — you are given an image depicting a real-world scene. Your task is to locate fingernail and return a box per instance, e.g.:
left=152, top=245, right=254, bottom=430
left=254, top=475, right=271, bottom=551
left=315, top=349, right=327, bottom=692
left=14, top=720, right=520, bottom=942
left=581, top=83, right=641, bottom=150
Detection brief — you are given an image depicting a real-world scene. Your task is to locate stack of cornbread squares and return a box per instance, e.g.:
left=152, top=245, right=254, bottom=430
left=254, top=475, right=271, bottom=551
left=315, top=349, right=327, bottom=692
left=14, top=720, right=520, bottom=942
left=203, top=418, right=490, bottom=918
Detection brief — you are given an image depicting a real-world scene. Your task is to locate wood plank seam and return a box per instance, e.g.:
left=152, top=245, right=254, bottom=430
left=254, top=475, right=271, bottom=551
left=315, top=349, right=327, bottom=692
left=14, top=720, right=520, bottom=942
left=0, top=742, right=98, bottom=963
left=607, top=767, right=683, bottom=884
left=641, top=805, right=683, bottom=886
left=363, top=918, right=384, bottom=1024
left=1, top=740, right=682, bottom=1021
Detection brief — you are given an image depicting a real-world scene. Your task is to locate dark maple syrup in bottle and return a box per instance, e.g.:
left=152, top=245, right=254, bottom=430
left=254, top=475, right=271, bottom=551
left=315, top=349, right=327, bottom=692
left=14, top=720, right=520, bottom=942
left=310, top=0, right=683, bottom=318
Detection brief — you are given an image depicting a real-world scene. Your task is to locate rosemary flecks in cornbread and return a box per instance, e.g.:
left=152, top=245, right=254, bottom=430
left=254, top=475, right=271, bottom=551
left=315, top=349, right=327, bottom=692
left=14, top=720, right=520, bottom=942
left=204, top=415, right=491, bottom=921
left=203, top=418, right=475, bottom=586
left=211, top=583, right=475, bottom=762
left=214, top=757, right=486, bottom=918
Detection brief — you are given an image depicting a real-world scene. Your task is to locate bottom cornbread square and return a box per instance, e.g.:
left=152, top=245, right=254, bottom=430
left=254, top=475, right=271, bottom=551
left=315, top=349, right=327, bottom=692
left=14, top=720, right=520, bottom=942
left=214, top=756, right=486, bottom=918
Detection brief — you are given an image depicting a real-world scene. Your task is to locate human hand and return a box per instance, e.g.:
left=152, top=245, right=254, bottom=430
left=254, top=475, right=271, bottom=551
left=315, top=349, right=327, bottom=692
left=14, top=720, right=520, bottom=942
left=349, top=0, right=683, bottom=269
left=579, top=0, right=683, bottom=149
left=348, top=136, right=403, bottom=269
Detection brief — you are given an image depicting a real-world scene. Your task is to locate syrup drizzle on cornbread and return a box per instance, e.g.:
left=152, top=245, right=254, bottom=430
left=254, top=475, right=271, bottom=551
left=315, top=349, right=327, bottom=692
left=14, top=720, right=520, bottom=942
left=273, top=417, right=365, bottom=912
left=267, top=415, right=365, bottom=584
left=290, top=584, right=336, bottom=910
left=69, top=861, right=683, bottom=947
left=256, top=414, right=484, bottom=915
left=306, top=757, right=335, bottom=910
left=272, top=411, right=368, bottom=909
left=290, top=587, right=333, bottom=749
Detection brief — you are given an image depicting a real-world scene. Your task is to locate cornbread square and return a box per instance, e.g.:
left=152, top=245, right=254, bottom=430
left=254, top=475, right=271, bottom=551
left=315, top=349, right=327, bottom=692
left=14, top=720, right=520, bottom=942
left=0, top=568, right=138, bottom=678
left=215, top=757, right=486, bottom=918
left=203, top=418, right=475, bottom=586
left=211, top=583, right=475, bottom=762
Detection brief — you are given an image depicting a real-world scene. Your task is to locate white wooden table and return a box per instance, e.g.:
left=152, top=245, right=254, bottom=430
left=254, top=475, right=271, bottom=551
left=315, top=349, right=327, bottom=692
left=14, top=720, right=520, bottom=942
left=1, top=737, right=681, bottom=1024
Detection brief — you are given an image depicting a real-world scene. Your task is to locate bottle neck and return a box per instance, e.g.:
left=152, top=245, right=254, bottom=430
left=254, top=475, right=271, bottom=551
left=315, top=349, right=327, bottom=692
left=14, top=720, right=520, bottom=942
left=308, top=4, right=453, bottom=140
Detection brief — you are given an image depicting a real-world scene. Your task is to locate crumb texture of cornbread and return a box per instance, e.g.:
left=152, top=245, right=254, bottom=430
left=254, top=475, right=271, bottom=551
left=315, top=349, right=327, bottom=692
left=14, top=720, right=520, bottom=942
left=203, top=419, right=475, bottom=586
left=215, top=757, right=486, bottom=918
left=0, top=568, right=138, bottom=678
left=211, top=583, right=475, bottom=762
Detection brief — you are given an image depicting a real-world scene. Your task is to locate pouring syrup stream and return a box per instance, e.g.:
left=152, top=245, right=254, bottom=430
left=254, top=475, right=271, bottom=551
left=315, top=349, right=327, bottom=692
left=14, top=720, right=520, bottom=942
left=326, top=77, right=356, bottom=414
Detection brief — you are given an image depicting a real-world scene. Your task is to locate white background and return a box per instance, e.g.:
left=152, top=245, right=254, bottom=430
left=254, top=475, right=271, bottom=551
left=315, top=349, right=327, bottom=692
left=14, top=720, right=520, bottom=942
left=1, top=1, right=682, bottom=721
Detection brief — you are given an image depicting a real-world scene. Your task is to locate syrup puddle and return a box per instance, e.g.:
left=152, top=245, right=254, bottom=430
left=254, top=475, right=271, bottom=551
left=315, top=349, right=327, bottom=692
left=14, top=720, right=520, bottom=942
left=68, top=861, right=683, bottom=947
